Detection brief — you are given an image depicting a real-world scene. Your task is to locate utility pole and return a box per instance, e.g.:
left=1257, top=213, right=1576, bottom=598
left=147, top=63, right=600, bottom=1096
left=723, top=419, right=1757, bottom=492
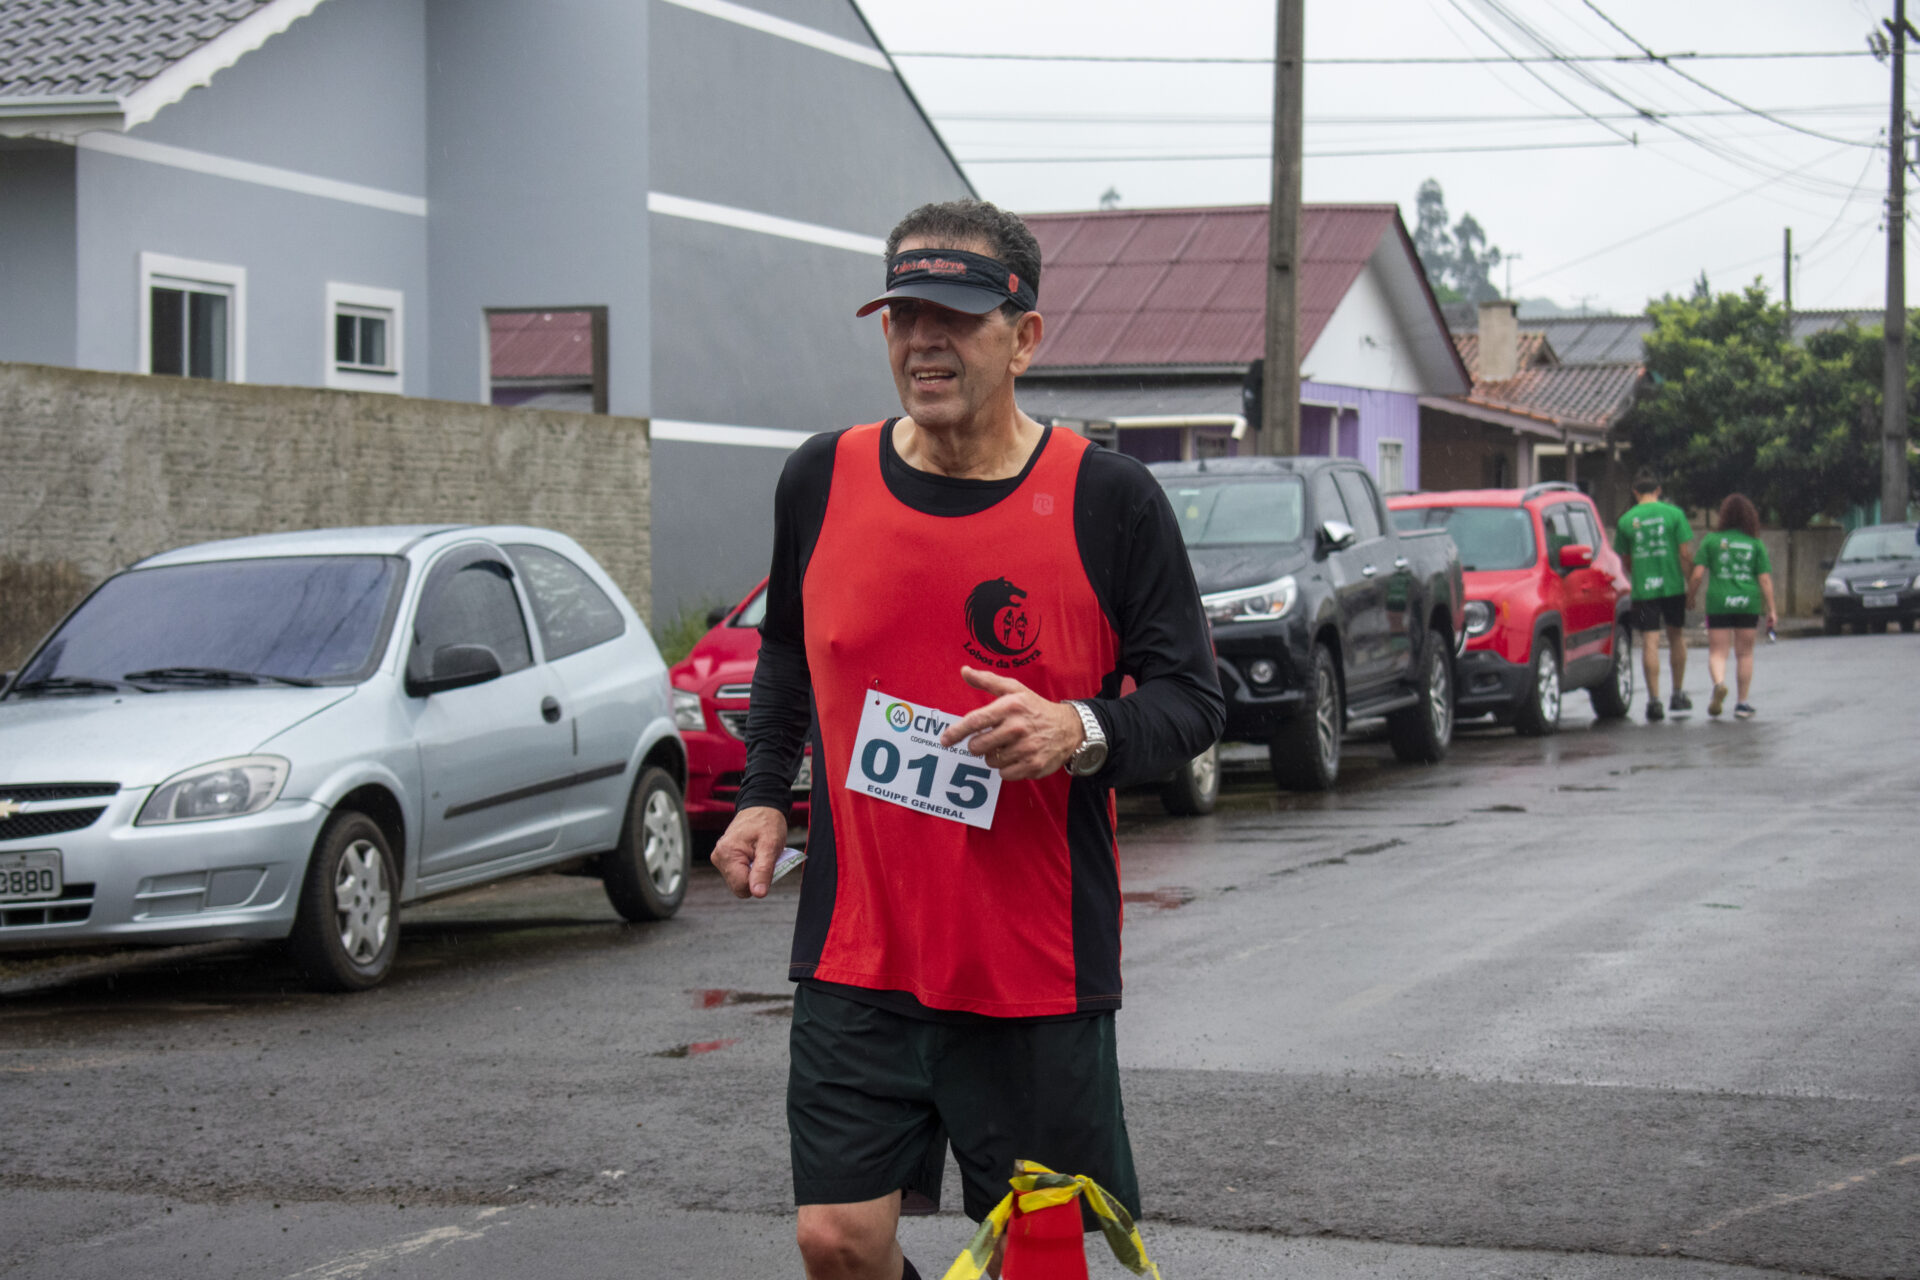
left=1885, top=0, right=1912, bottom=522
left=1259, top=0, right=1304, bottom=457
left=1783, top=227, right=1793, bottom=334
left=1503, top=253, right=1522, bottom=301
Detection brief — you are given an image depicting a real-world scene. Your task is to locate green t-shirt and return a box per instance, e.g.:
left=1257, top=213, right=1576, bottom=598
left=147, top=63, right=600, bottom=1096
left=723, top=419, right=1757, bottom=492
left=1696, top=530, right=1770, bottom=615
left=1616, top=499, right=1693, bottom=599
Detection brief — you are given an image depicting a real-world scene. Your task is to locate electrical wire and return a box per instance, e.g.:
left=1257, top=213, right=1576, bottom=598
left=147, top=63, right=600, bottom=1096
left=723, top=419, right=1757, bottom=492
left=934, top=105, right=1881, bottom=126
left=958, top=138, right=1638, bottom=163
left=888, top=50, right=1874, bottom=65
left=1442, top=0, right=1638, bottom=143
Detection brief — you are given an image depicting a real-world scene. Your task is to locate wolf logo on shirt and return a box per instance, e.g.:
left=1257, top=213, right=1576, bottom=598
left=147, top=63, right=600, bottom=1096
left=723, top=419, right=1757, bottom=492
left=963, top=577, right=1043, bottom=667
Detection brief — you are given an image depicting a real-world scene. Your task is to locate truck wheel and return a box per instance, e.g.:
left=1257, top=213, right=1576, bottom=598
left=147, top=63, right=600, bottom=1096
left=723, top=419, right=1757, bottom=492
left=1588, top=623, right=1634, bottom=719
left=1387, top=631, right=1452, bottom=764
left=1270, top=645, right=1341, bottom=791
left=1160, top=741, right=1220, bottom=815
left=601, top=767, right=689, bottom=922
left=1513, top=642, right=1562, bottom=737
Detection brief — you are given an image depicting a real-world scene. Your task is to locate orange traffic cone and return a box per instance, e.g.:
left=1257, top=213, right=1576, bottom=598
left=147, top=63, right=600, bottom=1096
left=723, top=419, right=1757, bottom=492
left=1001, top=1196, right=1089, bottom=1280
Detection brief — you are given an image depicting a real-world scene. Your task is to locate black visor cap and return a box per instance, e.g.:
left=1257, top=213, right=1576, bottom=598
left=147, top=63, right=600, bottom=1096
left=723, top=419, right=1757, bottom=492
left=856, top=248, right=1037, bottom=317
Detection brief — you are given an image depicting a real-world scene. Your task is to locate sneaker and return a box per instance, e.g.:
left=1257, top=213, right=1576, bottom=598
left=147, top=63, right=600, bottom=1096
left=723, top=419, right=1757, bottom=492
left=1646, top=700, right=1665, bottom=722
left=1709, top=683, right=1728, bottom=717
left=1669, top=690, right=1693, bottom=714
left=1734, top=702, right=1756, bottom=719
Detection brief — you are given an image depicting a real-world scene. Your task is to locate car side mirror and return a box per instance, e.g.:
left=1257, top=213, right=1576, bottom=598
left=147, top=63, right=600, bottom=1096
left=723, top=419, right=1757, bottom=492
left=407, top=643, right=503, bottom=696
left=705, top=605, right=730, bottom=629
left=1318, top=520, right=1357, bottom=553
left=1558, top=543, right=1594, bottom=570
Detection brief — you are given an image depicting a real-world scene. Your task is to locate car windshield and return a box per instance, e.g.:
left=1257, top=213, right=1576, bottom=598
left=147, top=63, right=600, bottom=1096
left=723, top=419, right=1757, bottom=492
left=11, top=555, right=405, bottom=695
left=1394, top=506, right=1536, bottom=571
left=731, top=585, right=768, bottom=628
left=1838, top=527, right=1919, bottom=562
left=1161, top=478, right=1306, bottom=546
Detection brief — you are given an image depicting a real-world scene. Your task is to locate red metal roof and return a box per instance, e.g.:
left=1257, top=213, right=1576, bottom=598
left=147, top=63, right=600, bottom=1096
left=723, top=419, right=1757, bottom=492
left=1024, top=205, right=1399, bottom=369
left=489, top=310, right=594, bottom=380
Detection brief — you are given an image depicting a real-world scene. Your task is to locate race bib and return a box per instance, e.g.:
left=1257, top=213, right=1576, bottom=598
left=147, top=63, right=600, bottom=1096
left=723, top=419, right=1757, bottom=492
left=847, top=690, right=1002, bottom=830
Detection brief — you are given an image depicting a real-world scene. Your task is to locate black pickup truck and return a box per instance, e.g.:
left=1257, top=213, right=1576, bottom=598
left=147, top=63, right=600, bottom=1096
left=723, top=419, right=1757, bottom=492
left=1151, top=457, right=1465, bottom=790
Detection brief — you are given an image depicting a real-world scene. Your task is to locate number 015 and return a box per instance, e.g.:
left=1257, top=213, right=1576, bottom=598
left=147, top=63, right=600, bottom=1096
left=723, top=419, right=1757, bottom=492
left=859, top=740, right=992, bottom=809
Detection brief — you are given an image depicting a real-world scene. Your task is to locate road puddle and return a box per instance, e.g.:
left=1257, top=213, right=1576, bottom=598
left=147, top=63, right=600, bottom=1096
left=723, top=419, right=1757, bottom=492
left=1123, top=887, right=1195, bottom=910
left=653, top=1038, right=739, bottom=1058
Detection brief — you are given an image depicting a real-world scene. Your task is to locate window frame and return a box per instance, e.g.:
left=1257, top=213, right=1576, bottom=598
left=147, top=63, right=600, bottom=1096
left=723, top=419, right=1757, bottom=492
left=1376, top=438, right=1405, bottom=494
left=139, top=251, right=247, bottom=382
left=325, top=281, right=404, bottom=394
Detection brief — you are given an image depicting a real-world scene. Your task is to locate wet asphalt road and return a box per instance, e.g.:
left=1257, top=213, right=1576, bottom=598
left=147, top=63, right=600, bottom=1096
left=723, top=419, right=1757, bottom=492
left=2, top=632, right=1916, bottom=1279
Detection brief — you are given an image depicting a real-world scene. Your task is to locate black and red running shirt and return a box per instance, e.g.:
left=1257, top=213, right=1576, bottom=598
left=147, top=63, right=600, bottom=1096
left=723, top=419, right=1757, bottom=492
left=738, top=421, right=1223, bottom=1021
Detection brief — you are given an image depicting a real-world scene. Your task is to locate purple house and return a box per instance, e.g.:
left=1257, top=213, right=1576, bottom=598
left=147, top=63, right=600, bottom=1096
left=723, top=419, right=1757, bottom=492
left=1016, top=205, right=1469, bottom=491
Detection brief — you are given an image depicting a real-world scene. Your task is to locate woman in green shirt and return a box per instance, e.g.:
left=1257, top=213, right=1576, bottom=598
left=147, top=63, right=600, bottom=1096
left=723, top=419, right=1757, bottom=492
left=1687, top=493, right=1778, bottom=719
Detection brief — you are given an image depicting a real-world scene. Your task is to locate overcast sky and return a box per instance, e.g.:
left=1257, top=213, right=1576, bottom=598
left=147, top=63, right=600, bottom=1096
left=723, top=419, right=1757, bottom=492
left=856, top=0, right=1902, bottom=318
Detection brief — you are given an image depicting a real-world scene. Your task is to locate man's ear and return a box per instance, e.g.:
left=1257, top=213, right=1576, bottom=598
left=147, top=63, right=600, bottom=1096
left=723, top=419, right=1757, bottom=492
left=1007, top=310, right=1044, bottom=376
left=880, top=309, right=891, bottom=341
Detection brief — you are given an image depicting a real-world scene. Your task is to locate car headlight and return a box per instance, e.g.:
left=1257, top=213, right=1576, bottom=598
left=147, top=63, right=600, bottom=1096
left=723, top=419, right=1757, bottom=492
left=672, top=688, right=706, bottom=732
left=136, top=756, right=289, bottom=826
left=1463, top=600, right=1494, bottom=637
left=1824, top=576, right=1846, bottom=595
left=1202, top=575, right=1298, bottom=624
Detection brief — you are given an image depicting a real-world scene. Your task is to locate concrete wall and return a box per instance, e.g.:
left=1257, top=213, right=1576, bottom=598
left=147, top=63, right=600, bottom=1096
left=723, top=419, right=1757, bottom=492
left=0, top=362, right=651, bottom=669
left=0, top=142, right=77, bottom=367
left=1756, top=526, right=1846, bottom=618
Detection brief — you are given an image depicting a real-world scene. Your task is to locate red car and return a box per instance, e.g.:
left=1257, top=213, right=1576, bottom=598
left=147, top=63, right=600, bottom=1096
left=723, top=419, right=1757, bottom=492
left=1388, top=483, right=1634, bottom=734
left=670, top=580, right=810, bottom=841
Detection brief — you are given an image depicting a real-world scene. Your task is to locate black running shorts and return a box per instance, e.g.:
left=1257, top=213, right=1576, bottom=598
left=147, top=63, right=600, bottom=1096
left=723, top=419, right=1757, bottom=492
left=1707, top=612, right=1760, bottom=630
left=787, top=984, right=1140, bottom=1225
left=1629, top=595, right=1687, bottom=631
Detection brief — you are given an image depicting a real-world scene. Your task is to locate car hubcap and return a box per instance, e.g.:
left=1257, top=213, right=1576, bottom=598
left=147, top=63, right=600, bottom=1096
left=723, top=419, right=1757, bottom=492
left=1428, top=652, right=1452, bottom=739
left=1539, top=653, right=1561, bottom=721
left=1614, top=630, right=1634, bottom=702
left=1190, top=744, right=1219, bottom=797
left=1315, top=667, right=1339, bottom=767
left=642, top=789, right=687, bottom=897
left=334, top=839, right=390, bottom=964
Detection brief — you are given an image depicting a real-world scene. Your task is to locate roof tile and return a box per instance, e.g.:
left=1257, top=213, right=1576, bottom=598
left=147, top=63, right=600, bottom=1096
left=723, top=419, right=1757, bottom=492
left=0, top=0, right=278, bottom=100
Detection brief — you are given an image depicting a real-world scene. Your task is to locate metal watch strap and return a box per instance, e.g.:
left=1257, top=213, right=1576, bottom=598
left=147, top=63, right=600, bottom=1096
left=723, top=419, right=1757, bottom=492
left=1065, top=700, right=1107, bottom=775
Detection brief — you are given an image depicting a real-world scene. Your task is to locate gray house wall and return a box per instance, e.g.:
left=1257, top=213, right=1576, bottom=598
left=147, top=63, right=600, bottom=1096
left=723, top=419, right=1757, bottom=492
left=644, top=0, right=971, bottom=621
left=424, top=0, right=652, bottom=416
left=68, top=0, right=429, bottom=390
left=0, top=142, right=76, bottom=367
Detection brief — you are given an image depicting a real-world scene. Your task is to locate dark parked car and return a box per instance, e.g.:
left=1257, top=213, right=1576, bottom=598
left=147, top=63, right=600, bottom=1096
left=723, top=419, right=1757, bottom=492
left=1822, top=523, right=1920, bottom=633
left=1152, top=457, right=1465, bottom=791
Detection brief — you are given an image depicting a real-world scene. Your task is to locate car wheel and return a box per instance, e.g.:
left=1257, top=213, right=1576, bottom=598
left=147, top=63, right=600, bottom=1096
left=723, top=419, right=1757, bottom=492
left=288, top=811, right=400, bottom=992
left=1588, top=623, right=1634, bottom=719
left=1160, top=740, right=1221, bottom=815
left=1270, top=645, right=1341, bottom=791
left=1513, top=642, right=1562, bottom=737
left=1902, top=617, right=1916, bottom=633
left=1823, top=614, right=1844, bottom=636
left=602, top=766, right=689, bottom=922
left=1387, top=630, right=1453, bottom=764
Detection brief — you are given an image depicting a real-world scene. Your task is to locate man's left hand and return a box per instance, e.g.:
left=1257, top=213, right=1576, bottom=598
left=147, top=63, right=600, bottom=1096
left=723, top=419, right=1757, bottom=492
left=940, top=666, right=1085, bottom=781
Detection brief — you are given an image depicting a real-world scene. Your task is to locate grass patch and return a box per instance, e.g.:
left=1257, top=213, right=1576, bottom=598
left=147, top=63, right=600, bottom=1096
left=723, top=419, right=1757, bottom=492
left=655, top=598, right=729, bottom=667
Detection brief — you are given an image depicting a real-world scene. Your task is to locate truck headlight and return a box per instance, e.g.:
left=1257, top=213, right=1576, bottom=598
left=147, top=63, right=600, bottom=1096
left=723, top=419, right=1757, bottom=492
left=137, top=756, right=289, bottom=825
left=1824, top=576, right=1846, bottom=595
left=1463, top=600, right=1494, bottom=637
left=1202, top=575, right=1298, bottom=624
left=672, top=689, right=706, bottom=732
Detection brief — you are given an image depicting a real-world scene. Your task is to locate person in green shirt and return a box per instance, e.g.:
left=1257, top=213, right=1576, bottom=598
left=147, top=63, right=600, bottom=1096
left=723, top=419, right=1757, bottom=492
left=1687, top=492, right=1778, bottom=719
left=1615, top=468, right=1695, bottom=721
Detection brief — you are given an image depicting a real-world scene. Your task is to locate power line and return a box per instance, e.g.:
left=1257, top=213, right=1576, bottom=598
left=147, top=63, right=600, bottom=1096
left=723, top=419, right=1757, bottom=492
left=959, top=139, right=1638, bottom=163
left=889, top=49, right=1873, bottom=65
left=1443, top=0, right=1636, bottom=144
left=933, top=105, right=1881, bottom=126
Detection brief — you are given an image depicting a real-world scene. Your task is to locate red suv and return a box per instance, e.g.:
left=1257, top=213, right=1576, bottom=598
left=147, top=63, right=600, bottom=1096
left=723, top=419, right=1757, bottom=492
left=669, top=580, right=810, bottom=842
left=1388, top=483, right=1633, bottom=734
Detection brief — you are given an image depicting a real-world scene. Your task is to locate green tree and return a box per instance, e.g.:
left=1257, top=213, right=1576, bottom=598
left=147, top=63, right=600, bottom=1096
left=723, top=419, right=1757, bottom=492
left=1620, top=281, right=1914, bottom=527
left=1412, top=179, right=1503, bottom=303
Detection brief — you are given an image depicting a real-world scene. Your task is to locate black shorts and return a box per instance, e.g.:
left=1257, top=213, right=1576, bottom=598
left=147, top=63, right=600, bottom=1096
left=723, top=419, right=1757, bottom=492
left=1629, top=595, right=1686, bottom=631
left=1707, top=612, right=1760, bottom=630
left=787, top=984, right=1139, bottom=1224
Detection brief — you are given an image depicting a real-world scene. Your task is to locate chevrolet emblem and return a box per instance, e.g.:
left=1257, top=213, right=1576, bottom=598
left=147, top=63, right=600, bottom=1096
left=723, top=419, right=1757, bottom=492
left=0, top=800, right=21, bottom=820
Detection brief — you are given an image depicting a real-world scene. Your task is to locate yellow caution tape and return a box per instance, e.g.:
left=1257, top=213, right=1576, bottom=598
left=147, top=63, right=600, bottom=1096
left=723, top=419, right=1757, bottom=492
left=941, top=1159, right=1162, bottom=1280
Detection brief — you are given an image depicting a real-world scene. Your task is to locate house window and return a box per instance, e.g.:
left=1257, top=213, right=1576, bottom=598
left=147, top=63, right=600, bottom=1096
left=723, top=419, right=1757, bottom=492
left=1377, top=439, right=1405, bottom=494
left=140, top=252, right=246, bottom=382
left=325, top=283, right=405, bottom=393
left=485, top=307, right=608, bottom=413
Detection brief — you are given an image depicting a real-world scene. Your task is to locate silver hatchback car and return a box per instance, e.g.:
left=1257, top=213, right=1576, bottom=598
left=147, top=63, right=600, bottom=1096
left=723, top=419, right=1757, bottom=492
left=0, top=525, right=690, bottom=990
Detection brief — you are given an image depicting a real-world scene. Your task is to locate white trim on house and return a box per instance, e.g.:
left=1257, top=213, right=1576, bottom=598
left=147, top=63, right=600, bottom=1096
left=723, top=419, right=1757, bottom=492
left=119, top=0, right=333, bottom=130
left=1377, top=437, right=1405, bottom=492
left=650, top=419, right=816, bottom=450
left=139, top=251, right=248, bottom=382
left=324, top=281, right=405, bottom=394
left=646, top=192, right=885, bottom=256
left=656, top=0, right=892, bottom=69
left=76, top=132, right=428, bottom=217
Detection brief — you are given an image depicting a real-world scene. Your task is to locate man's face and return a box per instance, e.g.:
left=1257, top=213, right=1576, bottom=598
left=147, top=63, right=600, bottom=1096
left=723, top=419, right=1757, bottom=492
left=881, top=237, right=1039, bottom=433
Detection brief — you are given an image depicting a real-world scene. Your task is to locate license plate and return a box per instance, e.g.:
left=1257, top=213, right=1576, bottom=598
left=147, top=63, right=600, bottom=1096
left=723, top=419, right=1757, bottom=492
left=793, top=755, right=812, bottom=791
left=1863, top=592, right=1899, bottom=609
left=0, top=850, right=62, bottom=902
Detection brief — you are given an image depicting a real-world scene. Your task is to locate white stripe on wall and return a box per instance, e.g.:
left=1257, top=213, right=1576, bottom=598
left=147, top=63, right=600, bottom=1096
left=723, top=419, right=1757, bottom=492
left=651, top=419, right=816, bottom=451
left=646, top=192, right=885, bottom=256
left=656, top=0, right=892, bottom=70
left=75, top=132, right=428, bottom=217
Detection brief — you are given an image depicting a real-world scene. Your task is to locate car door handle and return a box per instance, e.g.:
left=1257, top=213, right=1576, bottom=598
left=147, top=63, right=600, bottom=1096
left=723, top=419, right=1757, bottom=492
left=1361, top=564, right=1378, bottom=577
left=540, top=696, right=562, bottom=723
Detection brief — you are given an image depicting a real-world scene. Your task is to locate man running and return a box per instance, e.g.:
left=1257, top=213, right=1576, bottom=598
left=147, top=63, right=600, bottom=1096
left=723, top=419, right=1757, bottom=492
left=1616, top=467, right=1695, bottom=721
left=712, top=199, right=1224, bottom=1280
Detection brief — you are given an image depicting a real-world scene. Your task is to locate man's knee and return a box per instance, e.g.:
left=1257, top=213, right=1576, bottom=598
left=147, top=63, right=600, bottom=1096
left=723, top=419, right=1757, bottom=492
left=797, top=1202, right=897, bottom=1278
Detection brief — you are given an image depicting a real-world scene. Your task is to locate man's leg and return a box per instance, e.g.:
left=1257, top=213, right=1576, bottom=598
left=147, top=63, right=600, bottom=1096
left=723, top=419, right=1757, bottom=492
left=1667, top=622, right=1688, bottom=698
left=1639, top=627, right=1663, bottom=704
left=797, top=1195, right=906, bottom=1280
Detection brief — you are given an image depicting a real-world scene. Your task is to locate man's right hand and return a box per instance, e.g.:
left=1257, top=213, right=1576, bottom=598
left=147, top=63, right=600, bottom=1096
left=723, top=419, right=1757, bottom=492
left=712, top=805, right=788, bottom=899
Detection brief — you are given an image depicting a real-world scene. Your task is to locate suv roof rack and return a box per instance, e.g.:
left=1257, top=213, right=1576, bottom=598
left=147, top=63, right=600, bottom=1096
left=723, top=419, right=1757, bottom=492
left=1521, top=482, right=1582, bottom=500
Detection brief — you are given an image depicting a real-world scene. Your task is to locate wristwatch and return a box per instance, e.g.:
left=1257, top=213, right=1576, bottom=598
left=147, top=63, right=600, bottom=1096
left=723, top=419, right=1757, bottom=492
left=1063, top=700, right=1109, bottom=776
